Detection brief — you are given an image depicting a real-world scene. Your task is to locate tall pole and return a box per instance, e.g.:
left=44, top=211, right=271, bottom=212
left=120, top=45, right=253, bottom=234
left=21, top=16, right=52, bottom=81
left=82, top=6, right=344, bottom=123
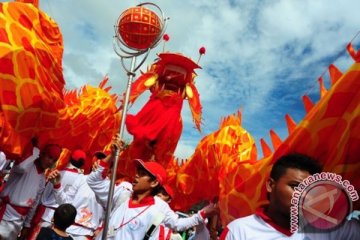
left=101, top=57, right=136, bottom=239
left=101, top=3, right=167, bottom=239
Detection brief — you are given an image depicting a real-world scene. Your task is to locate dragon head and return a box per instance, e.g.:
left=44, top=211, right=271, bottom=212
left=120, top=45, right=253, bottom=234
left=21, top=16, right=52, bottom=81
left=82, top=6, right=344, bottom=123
left=127, top=51, right=204, bottom=131
left=148, top=52, right=201, bottom=98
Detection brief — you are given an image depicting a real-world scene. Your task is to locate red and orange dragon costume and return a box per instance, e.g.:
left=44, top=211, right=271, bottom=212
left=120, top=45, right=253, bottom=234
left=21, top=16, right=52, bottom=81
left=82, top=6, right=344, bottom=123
left=0, top=0, right=359, bottom=226
left=116, top=52, right=203, bottom=178
left=0, top=1, right=120, bottom=173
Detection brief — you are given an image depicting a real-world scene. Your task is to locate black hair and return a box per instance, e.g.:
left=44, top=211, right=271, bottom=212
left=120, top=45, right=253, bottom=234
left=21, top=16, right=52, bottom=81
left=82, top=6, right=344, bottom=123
left=70, top=158, right=84, bottom=168
left=158, top=187, right=170, bottom=198
left=53, top=203, right=77, bottom=231
left=270, top=153, right=323, bottom=181
left=136, top=166, right=161, bottom=196
left=147, top=173, right=162, bottom=196
left=151, top=184, right=163, bottom=196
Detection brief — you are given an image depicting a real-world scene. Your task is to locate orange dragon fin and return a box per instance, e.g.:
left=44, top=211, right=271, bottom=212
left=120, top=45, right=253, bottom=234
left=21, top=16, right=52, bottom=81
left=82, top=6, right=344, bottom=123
left=120, top=72, right=156, bottom=109
left=285, top=114, right=297, bottom=135
left=260, top=138, right=272, bottom=157
left=269, top=130, right=282, bottom=150
left=99, top=75, right=109, bottom=89
left=328, top=64, right=343, bottom=86
left=347, top=42, right=360, bottom=62
left=318, top=77, right=327, bottom=98
left=302, top=95, right=314, bottom=113
left=187, top=83, right=203, bottom=132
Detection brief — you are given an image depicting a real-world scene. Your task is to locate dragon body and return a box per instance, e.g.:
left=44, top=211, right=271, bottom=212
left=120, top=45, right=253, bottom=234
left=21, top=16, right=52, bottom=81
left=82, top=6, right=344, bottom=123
left=0, top=2, right=120, bottom=169
left=168, top=47, right=360, bottom=225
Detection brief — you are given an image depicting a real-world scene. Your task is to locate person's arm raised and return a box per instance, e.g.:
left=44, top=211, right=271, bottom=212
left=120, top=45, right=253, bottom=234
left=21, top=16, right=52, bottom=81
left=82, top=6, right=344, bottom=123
left=87, top=135, right=125, bottom=206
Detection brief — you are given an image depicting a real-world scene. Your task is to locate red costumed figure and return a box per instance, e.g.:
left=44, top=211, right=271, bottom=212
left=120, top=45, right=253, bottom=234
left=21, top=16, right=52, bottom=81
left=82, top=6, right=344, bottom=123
left=118, top=51, right=203, bottom=176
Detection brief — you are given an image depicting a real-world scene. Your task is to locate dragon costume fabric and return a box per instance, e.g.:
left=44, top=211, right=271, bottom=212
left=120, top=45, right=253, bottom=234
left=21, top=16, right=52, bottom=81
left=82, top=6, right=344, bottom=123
left=166, top=44, right=360, bottom=225
left=0, top=1, right=120, bottom=169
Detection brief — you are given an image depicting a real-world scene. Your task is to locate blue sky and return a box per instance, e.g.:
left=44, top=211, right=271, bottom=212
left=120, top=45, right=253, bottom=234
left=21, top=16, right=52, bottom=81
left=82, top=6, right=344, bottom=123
left=35, top=0, right=360, bottom=159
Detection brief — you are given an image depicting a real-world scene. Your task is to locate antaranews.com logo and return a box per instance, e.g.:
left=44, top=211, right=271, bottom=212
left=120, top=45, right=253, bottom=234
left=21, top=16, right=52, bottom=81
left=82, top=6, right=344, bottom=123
left=290, top=172, right=359, bottom=233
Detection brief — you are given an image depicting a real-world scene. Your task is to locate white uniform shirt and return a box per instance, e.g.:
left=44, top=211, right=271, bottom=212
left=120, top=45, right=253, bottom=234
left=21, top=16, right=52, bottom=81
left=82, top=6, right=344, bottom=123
left=222, top=213, right=360, bottom=240
left=222, top=214, right=305, bottom=240
left=54, top=174, right=104, bottom=236
left=87, top=161, right=206, bottom=240
left=40, top=168, right=82, bottom=223
left=86, top=172, right=133, bottom=210
left=0, top=147, right=43, bottom=227
left=0, top=152, right=9, bottom=170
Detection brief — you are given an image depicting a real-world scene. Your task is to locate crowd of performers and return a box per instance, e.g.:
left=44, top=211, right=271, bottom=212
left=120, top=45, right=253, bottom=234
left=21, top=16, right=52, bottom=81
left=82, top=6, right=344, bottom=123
left=0, top=137, right=359, bottom=240
left=0, top=137, right=218, bottom=240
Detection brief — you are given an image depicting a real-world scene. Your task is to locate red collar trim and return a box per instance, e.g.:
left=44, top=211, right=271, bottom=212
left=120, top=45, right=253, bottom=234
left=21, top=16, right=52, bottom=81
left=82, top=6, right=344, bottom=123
left=35, top=161, right=44, bottom=174
left=255, top=206, right=292, bottom=236
left=64, top=168, right=79, bottom=173
left=128, top=195, right=155, bottom=208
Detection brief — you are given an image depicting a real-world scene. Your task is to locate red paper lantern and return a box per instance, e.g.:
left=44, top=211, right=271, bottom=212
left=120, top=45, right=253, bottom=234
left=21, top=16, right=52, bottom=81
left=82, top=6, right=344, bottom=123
left=118, top=6, right=162, bottom=50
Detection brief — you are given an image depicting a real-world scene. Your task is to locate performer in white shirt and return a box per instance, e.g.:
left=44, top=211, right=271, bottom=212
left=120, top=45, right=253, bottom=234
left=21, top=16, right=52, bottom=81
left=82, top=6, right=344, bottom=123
left=89, top=151, right=133, bottom=211
left=87, top=136, right=218, bottom=240
left=51, top=173, right=104, bottom=239
left=156, top=184, right=175, bottom=240
left=220, top=153, right=360, bottom=240
left=157, top=185, right=212, bottom=240
left=28, top=149, right=86, bottom=239
left=46, top=150, right=132, bottom=240
left=0, top=143, right=61, bottom=239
